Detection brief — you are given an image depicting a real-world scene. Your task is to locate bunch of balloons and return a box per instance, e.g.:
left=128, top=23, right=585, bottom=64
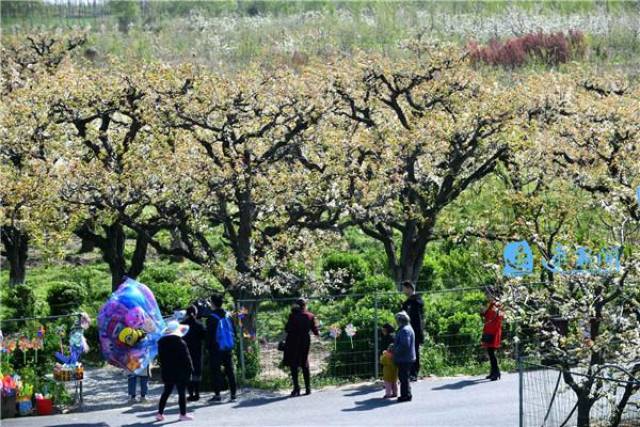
left=97, top=277, right=165, bottom=374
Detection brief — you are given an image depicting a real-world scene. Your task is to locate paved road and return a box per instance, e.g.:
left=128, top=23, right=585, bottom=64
left=2, top=373, right=517, bottom=427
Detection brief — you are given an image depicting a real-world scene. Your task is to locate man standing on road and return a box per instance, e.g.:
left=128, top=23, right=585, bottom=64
left=204, top=294, right=237, bottom=402
left=401, top=280, right=424, bottom=381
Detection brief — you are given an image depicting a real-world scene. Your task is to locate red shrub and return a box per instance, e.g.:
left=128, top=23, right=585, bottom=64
left=467, top=30, right=586, bottom=68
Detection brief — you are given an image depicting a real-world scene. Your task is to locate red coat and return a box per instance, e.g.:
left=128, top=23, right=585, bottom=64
left=481, top=304, right=503, bottom=349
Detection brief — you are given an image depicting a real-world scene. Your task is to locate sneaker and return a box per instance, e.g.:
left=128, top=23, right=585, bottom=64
left=397, top=395, right=412, bottom=402
left=179, top=414, right=194, bottom=421
left=155, top=413, right=165, bottom=422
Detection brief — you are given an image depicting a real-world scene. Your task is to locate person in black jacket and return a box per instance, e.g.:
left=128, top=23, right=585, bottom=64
left=155, top=321, right=194, bottom=422
left=401, top=281, right=424, bottom=381
left=283, top=298, right=319, bottom=397
left=181, top=305, right=206, bottom=401
left=204, top=294, right=237, bottom=402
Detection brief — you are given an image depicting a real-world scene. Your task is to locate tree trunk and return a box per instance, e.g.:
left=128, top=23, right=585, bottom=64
left=1, top=226, right=29, bottom=286
left=103, top=222, right=127, bottom=291
left=168, top=227, right=184, bottom=263
left=391, top=223, right=433, bottom=289
left=576, top=394, right=592, bottom=427
left=127, top=231, right=149, bottom=279
left=77, top=221, right=97, bottom=254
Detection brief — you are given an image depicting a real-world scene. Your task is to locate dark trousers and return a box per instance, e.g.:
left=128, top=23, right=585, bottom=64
left=187, top=381, right=200, bottom=398
left=158, top=382, right=187, bottom=415
left=398, top=362, right=412, bottom=398
left=291, top=366, right=310, bottom=392
left=411, top=341, right=421, bottom=378
left=487, top=348, right=500, bottom=376
left=211, top=350, right=236, bottom=397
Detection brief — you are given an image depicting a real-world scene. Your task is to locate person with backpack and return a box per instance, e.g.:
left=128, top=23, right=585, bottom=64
left=204, top=294, right=237, bottom=402
left=283, top=298, right=319, bottom=397
left=181, top=305, right=206, bottom=401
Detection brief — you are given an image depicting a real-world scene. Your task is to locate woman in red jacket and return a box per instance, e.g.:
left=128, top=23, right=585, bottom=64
left=481, top=299, right=503, bottom=381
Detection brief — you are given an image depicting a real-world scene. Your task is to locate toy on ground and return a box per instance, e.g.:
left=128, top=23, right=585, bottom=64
left=97, top=277, right=165, bottom=375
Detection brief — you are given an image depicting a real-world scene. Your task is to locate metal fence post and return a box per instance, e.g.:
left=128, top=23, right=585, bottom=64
left=515, top=315, right=524, bottom=427
left=236, top=301, right=246, bottom=384
left=518, top=354, right=524, bottom=427
left=374, top=292, right=379, bottom=380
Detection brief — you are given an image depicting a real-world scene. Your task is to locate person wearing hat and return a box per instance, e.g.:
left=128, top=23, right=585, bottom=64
left=401, top=280, right=424, bottom=381
left=283, top=298, right=319, bottom=397
left=155, top=321, right=194, bottom=422
left=393, top=311, right=416, bottom=403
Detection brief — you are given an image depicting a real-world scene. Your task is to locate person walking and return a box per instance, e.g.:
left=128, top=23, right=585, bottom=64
left=401, top=281, right=424, bottom=381
left=394, top=311, right=415, bottom=403
left=181, top=305, right=206, bottom=401
left=156, top=321, right=194, bottom=422
left=481, top=299, right=503, bottom=381
left=283, top=298, right=319, bottom=397
left=205, top=294, right=237, bottom=402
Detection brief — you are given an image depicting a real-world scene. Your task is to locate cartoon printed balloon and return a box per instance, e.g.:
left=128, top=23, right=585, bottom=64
left=125, top=307, right=146, bottom=329
left=97, top=277, right=165, bottom=375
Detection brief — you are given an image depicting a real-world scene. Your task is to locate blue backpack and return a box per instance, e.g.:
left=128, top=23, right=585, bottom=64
left=211, top=313, right=235, bottom=351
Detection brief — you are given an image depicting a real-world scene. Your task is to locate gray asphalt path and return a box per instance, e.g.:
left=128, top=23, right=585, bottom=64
left=1, top=373, right=517, bottom=427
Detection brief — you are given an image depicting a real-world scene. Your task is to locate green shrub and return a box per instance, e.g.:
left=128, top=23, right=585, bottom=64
left=138, top=263, right=179, bottom=285
left=5, top=284, right=37, bottom=321
left=146, top=282, right=191, bottom=314
left=424, top=290, right=485, bottom=365
left=321, top=252, right=369, bottom=294
left=47, top=282, right=87, bottom=316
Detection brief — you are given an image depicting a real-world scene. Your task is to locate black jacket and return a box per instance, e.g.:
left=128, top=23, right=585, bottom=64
left=181, top=316, right=206, bottom=373
left=203, top=307, right=235, bottom=354
left=402, top=294, right=425, bottom=344
left=157, top=334, right=193, bottom=384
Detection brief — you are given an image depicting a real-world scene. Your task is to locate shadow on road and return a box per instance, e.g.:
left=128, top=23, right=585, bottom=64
left=342, top=385, right=380, bottom=397
left=122, top=422, right=179, bottom=427
left=232, top=395, right=290, bottom=408
left=432, top=379, right=486, bottom=391
left=342, top=397, right=396, bottom=412
left=45, top=424, right=110, bottom=427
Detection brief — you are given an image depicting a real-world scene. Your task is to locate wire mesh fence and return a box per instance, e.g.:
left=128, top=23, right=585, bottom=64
left=521, top=360, right=640, bottom=427
left=235, top=286, right=518, bottom=386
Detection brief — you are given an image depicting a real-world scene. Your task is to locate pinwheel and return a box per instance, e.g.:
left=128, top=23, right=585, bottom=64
left=329, top=324, right=342, bottom=350
left=345, top=323, right=357, bottom=349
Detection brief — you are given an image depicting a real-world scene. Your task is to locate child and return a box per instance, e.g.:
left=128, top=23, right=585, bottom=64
left=380, top=345, right=398, bottom=399
left=380, top=323, right=395, bottom=356
left=127, top=366, right=150, bottom=403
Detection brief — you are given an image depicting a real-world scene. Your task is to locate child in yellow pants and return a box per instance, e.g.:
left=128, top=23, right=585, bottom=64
left=380, top=345, right=398, bottom=398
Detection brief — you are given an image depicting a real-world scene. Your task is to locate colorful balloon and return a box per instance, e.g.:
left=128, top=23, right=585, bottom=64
left=97, top=277, right=165, bottom=375
left=125, top=307, right=146, bottom=329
